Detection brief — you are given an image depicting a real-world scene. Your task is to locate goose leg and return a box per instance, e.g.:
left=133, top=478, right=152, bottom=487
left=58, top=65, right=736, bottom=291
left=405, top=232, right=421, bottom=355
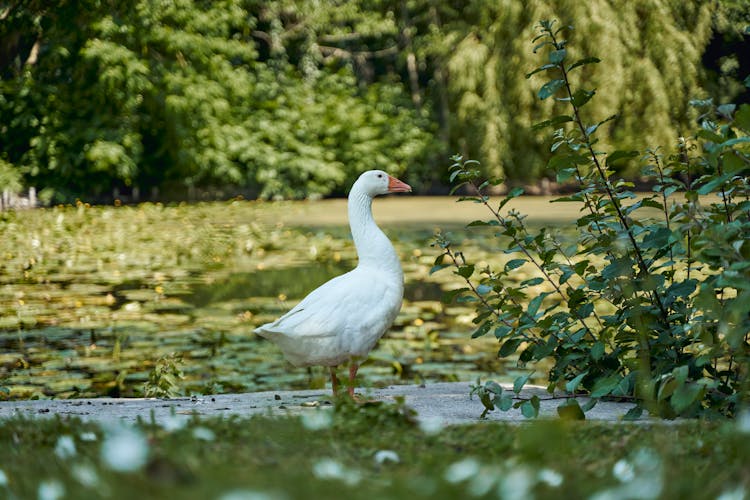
left=348, top=363, right=359, bottom=397
left=330, top=367, right=339, bottom=396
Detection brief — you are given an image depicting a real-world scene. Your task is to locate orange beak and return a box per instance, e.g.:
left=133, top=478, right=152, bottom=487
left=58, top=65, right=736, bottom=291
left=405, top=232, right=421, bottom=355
left=387, top=175, right=412, bottom=193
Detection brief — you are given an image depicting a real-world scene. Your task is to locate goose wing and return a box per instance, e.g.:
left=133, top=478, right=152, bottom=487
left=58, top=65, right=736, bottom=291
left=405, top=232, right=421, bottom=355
left=254, top=269, right=390, bottom=339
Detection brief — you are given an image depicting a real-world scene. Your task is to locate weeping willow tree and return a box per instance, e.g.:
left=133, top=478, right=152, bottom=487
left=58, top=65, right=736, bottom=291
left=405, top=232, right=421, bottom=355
left=441, top=0, right=714, bottom=180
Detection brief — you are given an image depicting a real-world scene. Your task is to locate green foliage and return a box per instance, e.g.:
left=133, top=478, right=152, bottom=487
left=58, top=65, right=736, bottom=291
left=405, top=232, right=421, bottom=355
left=0, top=1, right=436, bottom=201
left=438, top=0, right=714, bottom=181
left=0, top=158, right=22, bottom=193
left=2, top=1, right=747, bottom=199
left=436, top=20, right=750, bottom=418
left=144, top=353, right=185, bottom=398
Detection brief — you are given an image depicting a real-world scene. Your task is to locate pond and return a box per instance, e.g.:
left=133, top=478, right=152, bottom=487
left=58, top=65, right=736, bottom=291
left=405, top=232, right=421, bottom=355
left=0, top=198, right=573, bottom=399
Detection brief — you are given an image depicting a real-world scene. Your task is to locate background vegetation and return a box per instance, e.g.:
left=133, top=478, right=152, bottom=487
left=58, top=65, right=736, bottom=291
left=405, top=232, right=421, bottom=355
left=1, top=0, right=749, bottom=202
left=436, top=19, right=750, bottom=419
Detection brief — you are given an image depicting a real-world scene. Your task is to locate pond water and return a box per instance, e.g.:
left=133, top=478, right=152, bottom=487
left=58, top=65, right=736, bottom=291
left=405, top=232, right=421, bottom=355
left=0, top=200, right=548, bottom=399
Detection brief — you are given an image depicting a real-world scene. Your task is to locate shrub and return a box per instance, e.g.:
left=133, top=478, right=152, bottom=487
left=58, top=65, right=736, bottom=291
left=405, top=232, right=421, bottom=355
left=433, top=20, right=750, bottom=419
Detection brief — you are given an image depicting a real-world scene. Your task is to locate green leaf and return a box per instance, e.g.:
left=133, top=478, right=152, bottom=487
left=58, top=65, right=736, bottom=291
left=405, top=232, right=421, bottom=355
left=521, top=396, right=540, bottom=418
left=585, top=114, right=616, bottom=136
left=505, top=258, right=527, bottom=271
left=559, top=267, right=575, bottom=284
left=565, top=371, right=588, bottom=392
left=590, top=374, right=621, bottom=398
left=538, top=79, right=565, bottom=100
left=476, top=284, right=493, bottom=295
left=590, top=342, right=605, bottom=361
left=623, top=406, right=643, bottom=420
left=479, top=390, right=495, bottom=411
left=556, top=167, right=577, bottom=183
left=494, top=325, right=512, bottom=339
left=457, top=264, right=475, bottom=279
left=557, top=399, right=585, bottom=420
left=513, top=373, right=532, bottom=394
left=526, top=292, right=548, bottom=317
left=696, top=129, right=724, bottom=143
left=724, top=152, right=745, bottom=173
left=581, top=399, right=597, bottom=412
left=442, top=287, right=470, bottom=303
left=485, top=380, right=503, bottom=394
left=571, top=89, right=595, bottom=108
left=520, top=277, right=544, bottom=287
left=532, top=114, right=573, bottom=131
left=606, top=150, right=639, bottom=167
left=429, top=264, right=450, bottom=275
left=734, top=103, right=750, bottom=130
left=471, top=321, right=491, bottom=338
left=526, top=63, right=558, bottom=78
left=717, top=103, right=736, bottom=117
left=497, top=393, right=514, bottom=411
left=574, top=260, right=590, bottom=275
left=696, top=172, right=732, bottom=195
left=719, top=137, right=750, bottom=148
left=671, top=383, right=704, bottom=414
left=508, top=186, right=525, bottom=198
left=499, top=338, right=522, bottom=357
left=466, top=219, right=490, bottom=227
left=567, top=57, right=601, bottom=71
left=549, top=49, right=567, bottom=64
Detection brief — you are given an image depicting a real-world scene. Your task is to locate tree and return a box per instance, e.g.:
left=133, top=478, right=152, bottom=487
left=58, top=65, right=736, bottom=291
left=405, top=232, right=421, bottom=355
left=0, top=0, right=436, bottom=201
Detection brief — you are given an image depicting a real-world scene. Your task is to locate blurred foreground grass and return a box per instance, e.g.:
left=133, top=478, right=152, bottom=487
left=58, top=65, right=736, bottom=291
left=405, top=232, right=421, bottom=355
left=0, top=406, right=748, bottom=500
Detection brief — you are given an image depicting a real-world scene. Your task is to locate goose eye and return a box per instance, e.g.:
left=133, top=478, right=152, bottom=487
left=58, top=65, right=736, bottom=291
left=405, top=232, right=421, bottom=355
left=377, top=174, right=383, bottom=178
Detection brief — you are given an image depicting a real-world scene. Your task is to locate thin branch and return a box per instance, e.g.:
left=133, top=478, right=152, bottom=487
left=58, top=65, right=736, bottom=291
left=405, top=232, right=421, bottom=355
left=549, top=28, right=670, bottom=324
left=468, top=180, right=598, bottom=342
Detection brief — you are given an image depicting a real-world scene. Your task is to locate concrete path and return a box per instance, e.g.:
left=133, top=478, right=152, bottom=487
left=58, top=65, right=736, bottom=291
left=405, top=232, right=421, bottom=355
left=0, top=382, right=643, bottom=425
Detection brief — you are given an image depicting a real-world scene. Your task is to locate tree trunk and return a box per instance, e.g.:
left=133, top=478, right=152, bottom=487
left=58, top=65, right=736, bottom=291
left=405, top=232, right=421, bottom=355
left=400, top=0, right=421, bottom=108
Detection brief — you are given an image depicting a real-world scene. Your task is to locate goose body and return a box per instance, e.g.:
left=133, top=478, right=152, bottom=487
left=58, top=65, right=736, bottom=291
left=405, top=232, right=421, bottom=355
left=254, top=170, right=411, bottom=395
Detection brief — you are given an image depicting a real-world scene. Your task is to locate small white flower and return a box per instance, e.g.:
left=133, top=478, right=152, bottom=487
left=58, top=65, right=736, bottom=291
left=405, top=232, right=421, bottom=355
left=79, top=432, right=97, bottom=442
left=717, top=486, right=746, bottom=500
left=161, top=414, right=188, bottom=432
left=300, top=410, right=332, bottom=431
left=54, top=435, right=76, bottom=459
left=737, top=409, right=750, bottom=434
left=444, top=458, right=480, bottom=484
left=192, top=426, right=215, bottom=441
left=373, top=450, right=400, bottom=465
left=467, top=468, right=498, bottom=497
left=38, top=480, right=64, bottom=500
left=498, top=466, right=534, bottom=500
left=100, top=425, right=149, bottom=472
left=0, top=469, right=7, bottom=487
left=72, top=465, right=100, bottom=488
left=538, top=468, right=563, bottom=487
left=219, top=490, right=283, bottom=500
left=312, top=458, right=361, bottom=486
left=612, top=459, right=635, bottom=482
left=418, top=416, right=445, bottom=435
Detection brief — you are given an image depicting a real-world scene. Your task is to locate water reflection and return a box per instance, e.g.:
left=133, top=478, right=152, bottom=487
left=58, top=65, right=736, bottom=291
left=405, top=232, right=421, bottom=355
left=186, top=263, right=351, bottom=306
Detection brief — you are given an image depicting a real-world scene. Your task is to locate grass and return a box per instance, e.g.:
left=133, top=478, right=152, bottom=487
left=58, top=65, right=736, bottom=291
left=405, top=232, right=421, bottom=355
left=0, top=405, right=748, bottom=499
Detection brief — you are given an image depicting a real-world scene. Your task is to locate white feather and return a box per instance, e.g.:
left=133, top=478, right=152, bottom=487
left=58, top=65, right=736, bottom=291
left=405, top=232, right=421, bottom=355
left=254, top=170, right=408, bottom=369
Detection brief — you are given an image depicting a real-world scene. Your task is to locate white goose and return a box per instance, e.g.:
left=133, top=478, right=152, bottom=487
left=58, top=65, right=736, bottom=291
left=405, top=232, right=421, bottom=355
left=254, top=170, right=412, bottom=396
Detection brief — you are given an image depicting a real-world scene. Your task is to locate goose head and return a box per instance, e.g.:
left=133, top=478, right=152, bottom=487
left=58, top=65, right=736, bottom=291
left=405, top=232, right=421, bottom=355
left=353, top=170, right=412, bottom=197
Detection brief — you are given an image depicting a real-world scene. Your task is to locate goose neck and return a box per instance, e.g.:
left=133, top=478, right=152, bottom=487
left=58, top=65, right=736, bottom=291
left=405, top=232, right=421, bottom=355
left=348, top=189, right=401, bottom=274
